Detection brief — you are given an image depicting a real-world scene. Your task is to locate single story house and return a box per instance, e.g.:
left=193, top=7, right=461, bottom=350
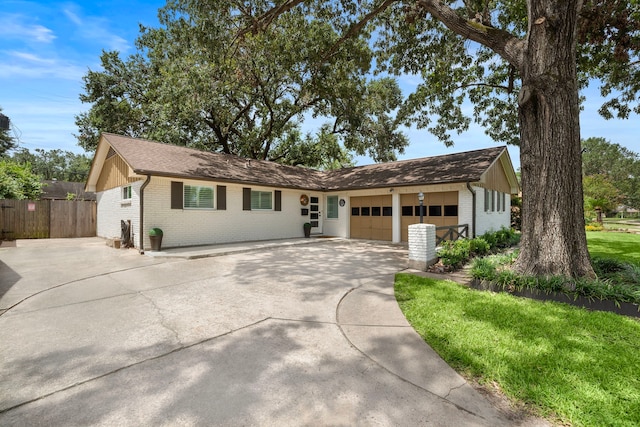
left=85, top=133, right=519, bottom=251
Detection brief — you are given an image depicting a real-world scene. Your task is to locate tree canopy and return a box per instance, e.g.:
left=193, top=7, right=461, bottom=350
left=10, top=148, right=92, bottom=182
left=0, top=107, right=17, bottom=157
left=582, top=137, right=640, bottom=210
left=0, top=159, right=43, bottom=200
left=76, top=0, right=408, bottom=166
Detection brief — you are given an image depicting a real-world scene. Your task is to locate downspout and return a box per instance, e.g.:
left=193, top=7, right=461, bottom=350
left=139, top=175, right=151, bottom=254
left=466, top=182, right=476, bottom=238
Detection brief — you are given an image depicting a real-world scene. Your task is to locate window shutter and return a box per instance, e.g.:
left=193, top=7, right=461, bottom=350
left=275, top=190, right=281, bottom=211
left=217, top=185, right=226, bottom=210
left=171, top=181, right=183, bottom=209
left=243, top=187, right=251, bottom=211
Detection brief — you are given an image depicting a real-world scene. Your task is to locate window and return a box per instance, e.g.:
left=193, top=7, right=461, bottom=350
left=371, top=206, right=381, bottom=216
left=184, top=185, right=214, bottom=209
left=402, top=206, right=413, bottom=216
left=251, top=190, right=272, bottom=210
left=414, top=206, right=426, bottom=217
left=428, top=205, right=442, bottom=216
left=444, top=205, right=458, bottom=216
left=327, top=196, right=338, bottom=219
left=382, top=206, right=392, bottom=216
left=122, top=185, right=132, bottom=200
left=484, top=189, right=490, bottom=212
left=496, top=191, right=501, bottom=211
left=351, top=207, right=360, bottom=216
left=361, top=206, right=370, bottom=216
left=502, top=193, right=507, bottom=212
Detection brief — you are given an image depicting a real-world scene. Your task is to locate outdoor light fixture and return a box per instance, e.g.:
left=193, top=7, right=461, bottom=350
left=418, top=192, right=424, bottom=224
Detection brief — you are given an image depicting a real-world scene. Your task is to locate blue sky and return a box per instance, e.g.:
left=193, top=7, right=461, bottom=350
left=2, top=0, right=638, bottom=171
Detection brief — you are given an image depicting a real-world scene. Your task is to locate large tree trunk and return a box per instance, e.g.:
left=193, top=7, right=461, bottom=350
left=513, top=0, right=595, bottom=281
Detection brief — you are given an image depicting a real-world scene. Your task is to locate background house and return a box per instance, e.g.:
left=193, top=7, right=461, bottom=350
left=86, top=133, right=519, bottom=251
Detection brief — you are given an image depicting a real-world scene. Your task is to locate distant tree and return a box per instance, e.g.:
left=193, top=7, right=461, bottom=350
left=582, top=137, right=640, bottom=210
left=583, top=174, right=623, bottom=217
left=76, top=0, right=408, bottom=165
left=0, top=107, right=17, bottom=157
left=11, top=148, right=91, bottom=182
left=0, top=159, right=43, bottom=199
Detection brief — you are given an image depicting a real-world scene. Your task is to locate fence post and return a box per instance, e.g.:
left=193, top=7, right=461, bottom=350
left=408, top=223, right=438, bottom=271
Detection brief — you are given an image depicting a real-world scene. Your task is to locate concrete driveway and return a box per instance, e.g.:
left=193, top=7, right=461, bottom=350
left=1, top=238, right=525, bottom=426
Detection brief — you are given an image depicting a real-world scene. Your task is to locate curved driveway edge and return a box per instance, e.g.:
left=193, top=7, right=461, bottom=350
left=1, top=238, right=531, bottom=425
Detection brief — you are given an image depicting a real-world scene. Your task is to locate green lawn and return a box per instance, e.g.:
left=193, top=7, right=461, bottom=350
left=395, top=274, right=640, bottom=426
left=587, top=231, right=640, bottom=265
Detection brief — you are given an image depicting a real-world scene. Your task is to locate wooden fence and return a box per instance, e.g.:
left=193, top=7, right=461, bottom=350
left=435, top=224, right=469, bottom=245
left=0, top=200, right=96, bottom=240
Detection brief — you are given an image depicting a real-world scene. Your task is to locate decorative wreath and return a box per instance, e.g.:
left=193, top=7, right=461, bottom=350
left=300, top=194, right=309, bottom=206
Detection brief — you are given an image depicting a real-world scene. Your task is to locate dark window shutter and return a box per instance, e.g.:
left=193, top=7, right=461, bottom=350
left=217, top=185, right=226, bottom=210
left=243, top=187, right=251, bottom=211
left=171, top=181, right=183, bottom=209
left=275, top=190, right=282, bottom=211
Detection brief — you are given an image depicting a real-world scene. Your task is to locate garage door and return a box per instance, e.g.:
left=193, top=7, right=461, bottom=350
left=400, top=192, right=459, bottom=242
left=350, top=195, right=392, bottom=241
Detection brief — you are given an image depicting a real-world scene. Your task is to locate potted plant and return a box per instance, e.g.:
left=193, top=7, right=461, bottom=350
left=303, top=222, right=312, bottom=238
left=149, top=227, right=163, bottom=251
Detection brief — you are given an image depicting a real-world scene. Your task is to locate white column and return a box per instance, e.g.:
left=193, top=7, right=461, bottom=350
left=408, top=223, right=438, bottom=271
left=392, top=192, right=401, bottom=243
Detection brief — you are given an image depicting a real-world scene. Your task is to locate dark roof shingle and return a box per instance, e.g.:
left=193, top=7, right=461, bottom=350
left=100, top=133, right=508, bottom=191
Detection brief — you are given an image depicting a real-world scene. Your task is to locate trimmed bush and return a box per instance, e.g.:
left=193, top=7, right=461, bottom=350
left=437, top=227, right=519, bottom=269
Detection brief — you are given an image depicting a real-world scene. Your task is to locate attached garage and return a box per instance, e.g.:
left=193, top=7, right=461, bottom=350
left=350, top=195, right=392, bottom=241
left=400, top=192, right=459, bottom=242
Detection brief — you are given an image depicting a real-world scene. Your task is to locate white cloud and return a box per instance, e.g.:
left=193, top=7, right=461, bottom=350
left=0, top=14, right=56, bottom=43
left=63, top=6, right=131, bottom=52
left=0, top=51, right=86, bottom=80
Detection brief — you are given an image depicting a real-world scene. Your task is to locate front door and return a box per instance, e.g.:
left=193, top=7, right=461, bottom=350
left=309, top=195, right=323, bottom=234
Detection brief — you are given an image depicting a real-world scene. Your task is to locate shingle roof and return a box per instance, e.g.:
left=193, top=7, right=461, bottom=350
left=42, top=180, right=96, bottom=200
left=102, top=133, right=326, bottom=190
left=97, top=133, right=510, bottom=191
left=324, top=146, right=507, bottom=190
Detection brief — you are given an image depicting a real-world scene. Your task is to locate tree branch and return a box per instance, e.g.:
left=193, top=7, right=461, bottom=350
left=414, top=0, right=525, bottom=70
left=321, top=0, right=396, bottom=62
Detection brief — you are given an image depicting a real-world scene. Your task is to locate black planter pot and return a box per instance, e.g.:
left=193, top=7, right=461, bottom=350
left=149, top=235, right=163, bottom=251
left=303, top=224, right=312, bottom=238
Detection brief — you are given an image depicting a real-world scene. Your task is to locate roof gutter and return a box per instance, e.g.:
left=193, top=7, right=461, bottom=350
left=466, top=182, right=476, bottom=238
left=138, top=175, right=151, bottom=254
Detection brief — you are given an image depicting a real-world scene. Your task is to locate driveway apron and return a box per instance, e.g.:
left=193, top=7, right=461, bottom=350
left=0, top=238, right=514, bottom=426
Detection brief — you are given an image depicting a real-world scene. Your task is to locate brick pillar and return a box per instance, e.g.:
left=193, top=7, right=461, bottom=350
left=408, top=223, right=438, bottom=271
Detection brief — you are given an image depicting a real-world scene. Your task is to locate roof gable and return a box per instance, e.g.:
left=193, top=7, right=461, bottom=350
left=86, top=133, right=519, bottom=193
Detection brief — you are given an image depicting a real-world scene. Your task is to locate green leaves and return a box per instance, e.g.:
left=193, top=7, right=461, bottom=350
left=76, top=0, right=408, bottom=166
left=0, top=159, right=43, bottom=200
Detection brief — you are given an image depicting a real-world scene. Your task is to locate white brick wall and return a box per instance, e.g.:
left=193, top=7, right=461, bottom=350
left=141, top=177, right=312, bottom=250
left=408, top=224, right=437, bottom=270
left=96, top=180, right=143, bottom=244
left=475, top=187, right=511, bottom=235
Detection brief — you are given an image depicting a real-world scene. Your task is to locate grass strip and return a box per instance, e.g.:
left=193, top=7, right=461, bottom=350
left=587, top=231, right=640, bottom=266
left=395, top=273, right=640, bottom=427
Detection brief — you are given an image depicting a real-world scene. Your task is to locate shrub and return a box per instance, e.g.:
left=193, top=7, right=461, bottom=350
left=438, top=228, right=519, bottom=269
left=585, top=222, right=604, bottom=231
left=469, top=238, right=490, bottom=256
left=470, top=253, right=640, bottom=305
left=438, top=239, right=470, bottom=268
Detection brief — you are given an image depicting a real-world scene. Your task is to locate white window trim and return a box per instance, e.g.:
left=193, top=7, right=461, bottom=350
left=251, top=190, right=273, bottom=211
left=326, top=195, right=339, bottom=220
left=121, top=185, right=132, bottom=206
left=184, top=184, right=215, bottom=210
